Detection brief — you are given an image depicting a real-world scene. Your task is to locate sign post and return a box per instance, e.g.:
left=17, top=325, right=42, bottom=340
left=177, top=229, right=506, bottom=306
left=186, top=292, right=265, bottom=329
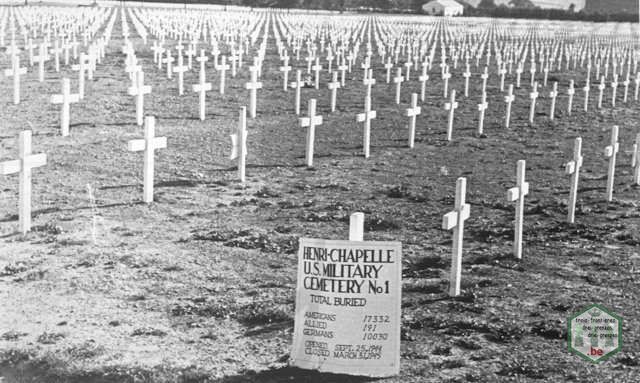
left=291, top=237, right=402, bottom=377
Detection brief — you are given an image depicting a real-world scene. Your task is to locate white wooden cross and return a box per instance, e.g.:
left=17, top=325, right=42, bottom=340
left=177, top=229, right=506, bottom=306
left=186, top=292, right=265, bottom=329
left=363, top=68, right=376, bottom=100
left=173, top=53, right=188, bottom=95
left=622, top=73, right=630, bottom=103
left=597, top=76, right=605, bottom=109
left=357, top=96, right=377, bottom=158
left=163, top=49, right=174, bottom=79
left=406, top=93, right=421, bottom=148
left=279, top=55, right=292, bottom=91
left=33, top=43, right=49, bottom=82
left=565, top=137, right=583, bottom=223
left=444, top=89, right=458, bottom=141
left=529, top=82, right=539, bottom=124
left=300, top=99, right=323, bottom=168
left=50, top=78, right=80, bottom=136
left=477, top=91, right=488, bottom=135
left=216, top=55, right=230, bottom=94
left=610, top=75, right=619, bottom=107
left=498, top=65, right=507, bottom=92
left=337, top=58, right=348, bottom=87
left=442, top=177, right=470, bottom=297
left=52, top=39, right=62, bottom=72
left=442, top=67, right=452, bottom=98
left=567, top=79, right=575, bottom=116
left=230, top=107, right=248, bottom=182
left=462, top=64, right=471, bottom=97
left=632, top=133, right=640, bottom=186
left=480, top=66, right=489, bottom=94
left=151, top=41, right=163, bottom=64
left=312, top=58, right=322, bottom=90
left=515, top=63, right=523, bottom=88
left=384, top=57, right=393, bottom=83
left=127, top=116, right=167, bottom=204
left=604, top=125, right=619, bottom=202
left=549, top=81, right=558, bottom=121
left=393, top=68, right=404, bottom=104
left=290, top=69, right=303, bottom=115
left=507, top=160, right=529, bottom=259
left=4, top=54, right=27, bottom=105
left=634, top=72, right=640, bottom=101
left=418, top=63, right=429, bottom=102
left=504, top=84, right=515, bottom=128
left=328, top=71, right=341, bottom=113
left=404, top=60, right=412, bottom=81
left=0, top=130, right=47, bottom=235
left=193, top=61, right=212, bottom=121
left=583, top=79, right=591, bottom=112
left=128, top=71, right=151, bottom=126
left=245, top=66, right=263, bottom=119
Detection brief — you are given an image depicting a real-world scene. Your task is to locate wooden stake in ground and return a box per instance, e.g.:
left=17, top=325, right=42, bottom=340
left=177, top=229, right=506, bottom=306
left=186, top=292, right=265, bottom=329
left=357, top=96, right=376, bottom=158
left=610, top=75, right=618, bottom=107
left=349, top=212, right=364, bottom=241
left=604, top=125, right=619, bottom=202
left=0, top=130, right=47, bottom=234
left=393, top=68, right=404, bottom=104
left=128, top=71, right=151, bottom=126
left=632, top=133, right=640, bottom=186
left=504, top=84, right=515, bottom=128
left=442, top=177, right=470, bottom=297
left=163, top=49, right=174, bottom=79
left=634, top=73, right=640, bottom=101
left=300, top=99, right=323, bottom=168
left=565, top=137, right=583, bottom=223
left=583, top=79, right=590, bottom=112
left=50, top=78, right=80, bottom=137
left=230, top=107, right=248, bottom=182
left=216, top=56, right=230, bottom=94
left=245, top=66, right=263, bottom=118
left=529, top=82, right=539, bottom=124
left=405, top=93, right=421, bottom=148
left=567, top=80, right=575, bottom=116
left=290, top=69, right=303, bottom=115
left=193, top=63, right=212, bottom=121
left=328, top=71, right=340, bottom=112
left=477, top=91, right=488, bottom=135
left=4, top=54, right=27, bottom=105
left=127, top=116, right=167, bottom=203
left=507, top=160, right=529, bottom=259
left=444, top=89, right=458, bottom=141
left=548, top=81, right=558, bottom=120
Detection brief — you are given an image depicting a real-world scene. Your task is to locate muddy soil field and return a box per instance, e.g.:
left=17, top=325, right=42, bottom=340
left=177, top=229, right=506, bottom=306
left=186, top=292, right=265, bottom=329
left=0, top=9, right=639, bottom=383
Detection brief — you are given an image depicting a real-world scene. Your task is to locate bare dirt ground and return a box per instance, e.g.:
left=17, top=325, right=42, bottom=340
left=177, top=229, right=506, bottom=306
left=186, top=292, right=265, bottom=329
left=1, top=8, right=639, bottom=383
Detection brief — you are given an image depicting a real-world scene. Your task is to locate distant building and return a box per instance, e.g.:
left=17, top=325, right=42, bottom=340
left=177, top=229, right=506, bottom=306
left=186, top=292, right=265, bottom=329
left=422, top=0, right=464, bottom=16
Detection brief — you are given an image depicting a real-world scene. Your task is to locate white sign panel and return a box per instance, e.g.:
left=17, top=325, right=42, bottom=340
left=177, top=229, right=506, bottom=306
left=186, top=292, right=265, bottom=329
left=290, top=238, right=402, bottom=377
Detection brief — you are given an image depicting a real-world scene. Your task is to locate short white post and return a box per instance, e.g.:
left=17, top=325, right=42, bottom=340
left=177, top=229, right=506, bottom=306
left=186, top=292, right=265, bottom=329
left=349, top=212, right=364, bottom=241
left=632, top=133, right=640, bottom=186
left=230, top=107, right=248, bottom=182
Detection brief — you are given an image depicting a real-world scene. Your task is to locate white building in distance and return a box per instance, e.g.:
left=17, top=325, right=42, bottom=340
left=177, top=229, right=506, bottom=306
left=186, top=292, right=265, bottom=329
left=422, top=0, right=464, bottom=16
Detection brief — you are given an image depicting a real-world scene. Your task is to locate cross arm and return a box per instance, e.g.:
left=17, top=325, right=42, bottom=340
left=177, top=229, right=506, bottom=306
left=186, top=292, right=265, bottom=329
left=128, top=139, right=146, bottom=152
left=24, top=153, right=47, bottom=169
left=0, top=159, right=21, bottom=175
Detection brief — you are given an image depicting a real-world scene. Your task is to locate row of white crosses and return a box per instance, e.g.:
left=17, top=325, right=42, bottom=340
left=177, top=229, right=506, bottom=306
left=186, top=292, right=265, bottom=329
left=443, top=124, right=639, bottom=297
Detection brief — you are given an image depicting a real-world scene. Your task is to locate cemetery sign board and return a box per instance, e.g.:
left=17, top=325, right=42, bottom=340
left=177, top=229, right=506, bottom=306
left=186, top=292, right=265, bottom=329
left=291, top=238, right=402, bottom=377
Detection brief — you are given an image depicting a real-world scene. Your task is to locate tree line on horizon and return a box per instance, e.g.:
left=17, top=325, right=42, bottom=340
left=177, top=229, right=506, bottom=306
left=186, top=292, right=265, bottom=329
left=121, top=0, right=638, bottom=23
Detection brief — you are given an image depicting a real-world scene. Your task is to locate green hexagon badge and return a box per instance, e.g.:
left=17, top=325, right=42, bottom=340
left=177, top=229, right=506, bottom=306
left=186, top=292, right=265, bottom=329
left=568, top=304, right=622, bottom=363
